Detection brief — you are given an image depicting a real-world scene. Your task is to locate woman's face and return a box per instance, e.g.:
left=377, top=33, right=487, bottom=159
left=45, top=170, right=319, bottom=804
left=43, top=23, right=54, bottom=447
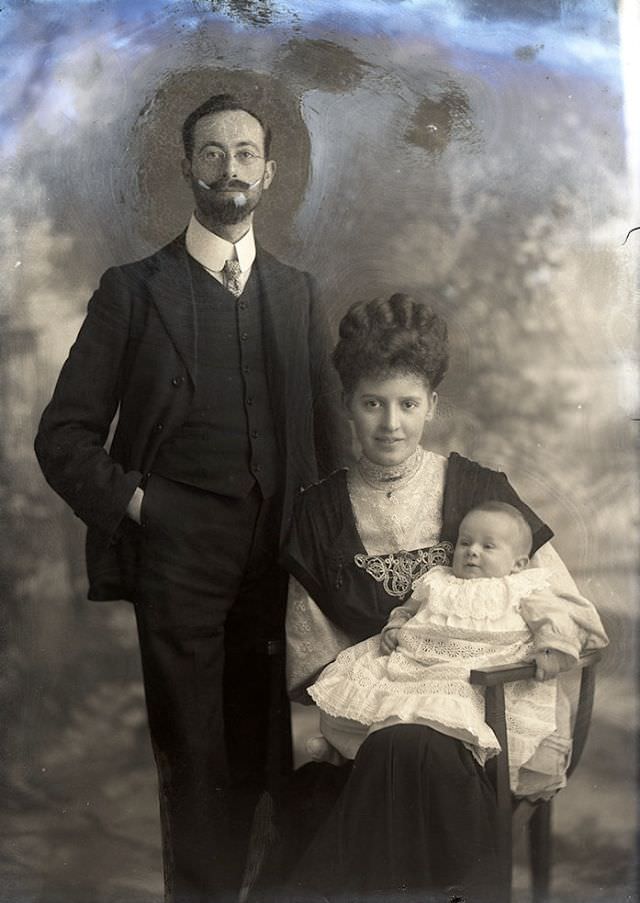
left=345, top=372, right=437, bottom=467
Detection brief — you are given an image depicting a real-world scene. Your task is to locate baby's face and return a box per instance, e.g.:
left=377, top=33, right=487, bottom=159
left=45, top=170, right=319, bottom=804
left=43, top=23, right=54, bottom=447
left=452, top=510, right=526, bottom=579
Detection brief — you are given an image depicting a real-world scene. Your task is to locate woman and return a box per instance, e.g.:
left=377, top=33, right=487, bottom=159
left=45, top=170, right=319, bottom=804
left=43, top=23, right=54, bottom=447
left=272, top=294, right=604, bottom=903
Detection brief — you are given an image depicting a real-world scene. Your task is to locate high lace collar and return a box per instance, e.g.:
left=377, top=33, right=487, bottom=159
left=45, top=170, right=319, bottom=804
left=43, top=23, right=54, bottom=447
left=357, top=446, right=424, bottom=493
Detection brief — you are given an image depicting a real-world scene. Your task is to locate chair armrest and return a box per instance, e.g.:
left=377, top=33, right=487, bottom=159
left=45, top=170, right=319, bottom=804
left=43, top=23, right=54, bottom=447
left=470, top=650, right=602, bottom=687
left=471, top=648, right=602, bottom=861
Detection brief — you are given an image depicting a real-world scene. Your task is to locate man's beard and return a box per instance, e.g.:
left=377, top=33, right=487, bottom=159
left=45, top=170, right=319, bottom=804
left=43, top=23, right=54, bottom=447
left=192, top=177, right=263, bottom=225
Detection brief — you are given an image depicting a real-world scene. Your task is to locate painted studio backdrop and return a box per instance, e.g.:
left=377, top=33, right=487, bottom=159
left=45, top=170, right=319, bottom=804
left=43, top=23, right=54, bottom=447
left=1, top=1, right=637, bottom=901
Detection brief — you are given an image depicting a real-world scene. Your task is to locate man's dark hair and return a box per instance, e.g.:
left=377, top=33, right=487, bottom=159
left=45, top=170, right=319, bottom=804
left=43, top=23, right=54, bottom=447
left=182, top=94, right=272, bottom=160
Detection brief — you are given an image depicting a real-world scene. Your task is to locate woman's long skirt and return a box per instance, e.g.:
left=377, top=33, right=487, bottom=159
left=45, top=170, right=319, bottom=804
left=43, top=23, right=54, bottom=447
left=277, top=724, right=501, bottom=903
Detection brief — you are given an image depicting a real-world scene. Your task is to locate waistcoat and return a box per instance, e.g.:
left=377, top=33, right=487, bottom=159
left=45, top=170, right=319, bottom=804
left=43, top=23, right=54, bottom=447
left=153, top=258, right=280, bottom=497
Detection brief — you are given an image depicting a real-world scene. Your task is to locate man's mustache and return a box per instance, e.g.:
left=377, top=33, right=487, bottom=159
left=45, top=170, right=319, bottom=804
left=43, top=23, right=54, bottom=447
left=197, top=177, right=260, bottom=191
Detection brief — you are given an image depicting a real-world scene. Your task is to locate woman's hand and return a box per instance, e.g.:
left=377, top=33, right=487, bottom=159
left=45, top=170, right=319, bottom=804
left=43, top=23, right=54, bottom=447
left=533, top=648, right=576, bottom=681
left=380, top=628, right=400, bottom=655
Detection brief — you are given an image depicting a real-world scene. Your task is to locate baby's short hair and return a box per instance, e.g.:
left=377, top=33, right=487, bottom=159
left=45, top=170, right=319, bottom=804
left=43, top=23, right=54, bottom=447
left=461, top=501, right=533, bottom=557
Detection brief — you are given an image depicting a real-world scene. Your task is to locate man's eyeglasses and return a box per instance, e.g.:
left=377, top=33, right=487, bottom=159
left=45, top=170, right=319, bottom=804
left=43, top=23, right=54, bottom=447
left=196, top=148, right=264, bottom=167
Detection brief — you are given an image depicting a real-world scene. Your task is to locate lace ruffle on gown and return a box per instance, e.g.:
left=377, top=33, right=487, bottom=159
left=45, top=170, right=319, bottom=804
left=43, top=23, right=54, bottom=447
left=309, top=566, right=558, bottom=779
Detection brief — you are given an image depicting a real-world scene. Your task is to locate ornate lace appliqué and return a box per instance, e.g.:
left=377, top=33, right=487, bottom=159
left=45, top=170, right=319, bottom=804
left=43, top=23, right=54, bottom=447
left=354, top=541, right=454, bottom=599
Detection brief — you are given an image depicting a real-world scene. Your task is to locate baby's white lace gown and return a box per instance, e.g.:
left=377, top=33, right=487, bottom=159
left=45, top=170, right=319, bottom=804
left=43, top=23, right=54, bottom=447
left=309, top=566, right=557, bottom=782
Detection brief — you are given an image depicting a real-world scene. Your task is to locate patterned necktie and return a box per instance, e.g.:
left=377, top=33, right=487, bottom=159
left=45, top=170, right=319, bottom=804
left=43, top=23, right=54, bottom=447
left=223, top=259, right=243, bottom=297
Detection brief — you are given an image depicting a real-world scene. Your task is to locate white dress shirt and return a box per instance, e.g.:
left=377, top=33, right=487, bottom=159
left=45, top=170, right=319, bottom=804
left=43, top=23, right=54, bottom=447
left=185, top=213, right=256, bottom=296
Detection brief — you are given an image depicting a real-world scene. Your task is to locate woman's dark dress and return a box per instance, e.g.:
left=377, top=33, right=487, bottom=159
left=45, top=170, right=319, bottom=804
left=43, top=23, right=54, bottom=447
left=268, top=453, right=552, bottom=903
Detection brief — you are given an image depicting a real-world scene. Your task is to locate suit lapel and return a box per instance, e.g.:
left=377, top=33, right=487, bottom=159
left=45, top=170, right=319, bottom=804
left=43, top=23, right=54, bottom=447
left=146, top=238, right=307, bottom=397
left=254, top=246, right=296, bottom=404
left=147, top=235, right=197, bottom=384
left=256, top=245, right=321, bottom=498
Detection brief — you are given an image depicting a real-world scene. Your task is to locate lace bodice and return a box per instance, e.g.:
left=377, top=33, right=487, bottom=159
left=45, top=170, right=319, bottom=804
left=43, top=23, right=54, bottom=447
left=348, top=448, right=448, bottom=555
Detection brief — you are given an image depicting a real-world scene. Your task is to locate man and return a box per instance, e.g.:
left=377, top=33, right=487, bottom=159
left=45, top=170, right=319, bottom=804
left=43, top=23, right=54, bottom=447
left=35, top=94, right=344, bottom=902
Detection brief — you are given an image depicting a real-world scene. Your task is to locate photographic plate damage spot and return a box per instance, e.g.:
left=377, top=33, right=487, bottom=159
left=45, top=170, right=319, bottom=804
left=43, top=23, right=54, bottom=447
left=278, top=38, right=370, bottom=93
left=515, top=43, right=544, bottom=61
left=405, top=83, right=477, bottom=156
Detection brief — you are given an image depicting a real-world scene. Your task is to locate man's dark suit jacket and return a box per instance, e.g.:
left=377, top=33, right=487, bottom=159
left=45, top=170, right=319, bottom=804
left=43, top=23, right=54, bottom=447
left=35, top=234, right=343, bottom=602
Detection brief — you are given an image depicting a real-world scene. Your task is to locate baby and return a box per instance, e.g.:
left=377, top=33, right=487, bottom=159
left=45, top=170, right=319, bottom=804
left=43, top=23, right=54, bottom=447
left=307, top=501, right=604, bottom=796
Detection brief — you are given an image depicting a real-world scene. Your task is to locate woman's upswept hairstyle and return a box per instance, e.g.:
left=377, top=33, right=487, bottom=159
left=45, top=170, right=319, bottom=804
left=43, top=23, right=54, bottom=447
left=332, top=293, right=449, bottom=395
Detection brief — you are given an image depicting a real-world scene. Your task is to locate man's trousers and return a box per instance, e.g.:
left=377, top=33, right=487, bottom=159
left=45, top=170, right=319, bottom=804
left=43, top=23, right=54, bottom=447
left=132, top=474, right=291, bottom=903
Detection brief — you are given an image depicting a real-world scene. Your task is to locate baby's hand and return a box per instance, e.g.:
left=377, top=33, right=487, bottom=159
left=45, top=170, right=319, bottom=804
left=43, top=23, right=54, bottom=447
left=380, top=628, right=400, bottom=655
left=533, top=649, right=576, bottom=681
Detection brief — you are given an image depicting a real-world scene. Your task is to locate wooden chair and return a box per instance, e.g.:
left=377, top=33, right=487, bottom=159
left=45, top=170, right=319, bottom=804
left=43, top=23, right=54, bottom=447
left=470, top=650, right=603, bottom=903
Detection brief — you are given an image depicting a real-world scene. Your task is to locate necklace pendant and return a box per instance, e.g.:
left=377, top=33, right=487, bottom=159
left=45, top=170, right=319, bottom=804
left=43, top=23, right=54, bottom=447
left=356, top=446, right=424, bottom=493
